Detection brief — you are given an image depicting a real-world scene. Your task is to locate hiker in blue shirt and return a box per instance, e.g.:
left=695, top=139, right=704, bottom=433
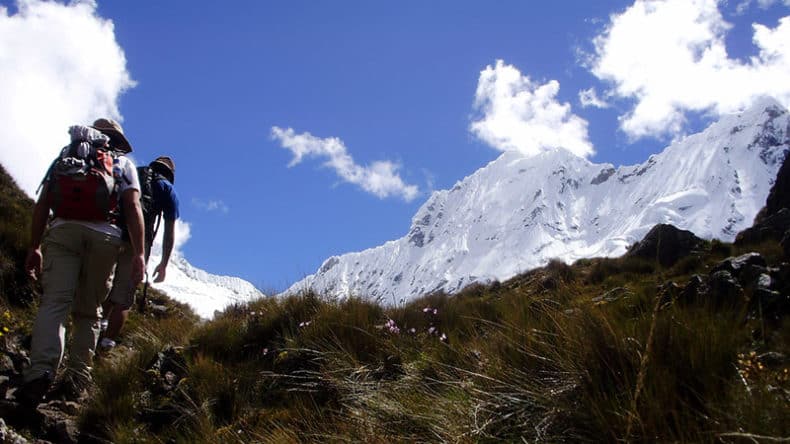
left=101, top=156, right=180, bottom=350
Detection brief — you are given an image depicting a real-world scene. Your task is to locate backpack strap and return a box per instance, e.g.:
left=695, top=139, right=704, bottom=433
left=36, top=157, right=59, bottom=196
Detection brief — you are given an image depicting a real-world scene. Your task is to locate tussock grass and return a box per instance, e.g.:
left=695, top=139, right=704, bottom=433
left=75, top=238, right=790, bottom=443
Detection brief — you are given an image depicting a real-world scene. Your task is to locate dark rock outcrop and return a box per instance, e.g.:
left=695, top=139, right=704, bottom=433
left=626, top=224, right=704, bottom=267
left=735, top=208, right=790, bottom=247
left=708, top=270, right=744, bottom=307
left=736, top=152, right=790, bottom=253
left=679, top=275, right=707, bottom=305
left=760, top=149, right=790, bottom=219
left=683, top=252, right=790, bottom=320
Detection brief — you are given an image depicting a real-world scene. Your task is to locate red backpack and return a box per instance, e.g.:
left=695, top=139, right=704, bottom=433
left=43, top=126, right=119, bottom=222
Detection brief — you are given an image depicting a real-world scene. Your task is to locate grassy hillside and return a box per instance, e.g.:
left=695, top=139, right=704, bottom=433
left=0, top=162, right=787, bottom=442
left=0, top=164, right=35, bottom=307
left=79, top=240, right=789, bottom=443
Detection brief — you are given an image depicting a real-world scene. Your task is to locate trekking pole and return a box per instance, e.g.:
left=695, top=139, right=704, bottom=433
left=138, top=271, right=149, bottom=313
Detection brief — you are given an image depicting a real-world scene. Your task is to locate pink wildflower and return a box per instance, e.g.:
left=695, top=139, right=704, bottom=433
left=440, top=333, right=448, bottom=343
left=385, top=319, right=400, bottom=334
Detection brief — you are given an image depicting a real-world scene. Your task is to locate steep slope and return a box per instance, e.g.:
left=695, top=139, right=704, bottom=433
left=288, top=98, right=790, bottom=303
left=0, top=164, right=34, bottom=305
left=146, top=244, right=265, bottom=318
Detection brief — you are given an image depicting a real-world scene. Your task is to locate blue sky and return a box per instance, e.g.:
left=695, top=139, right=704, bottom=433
left=1, top=0, right=789, bottom=291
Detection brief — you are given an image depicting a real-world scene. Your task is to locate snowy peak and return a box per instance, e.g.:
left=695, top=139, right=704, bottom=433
left=288, top=99, right=790, bottom=304
left=147, top=247, right=265, bottom=319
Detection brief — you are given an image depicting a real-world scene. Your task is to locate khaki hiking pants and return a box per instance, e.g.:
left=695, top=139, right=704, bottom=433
left=25, top=223, right=121, bottom=383
left=106, top=241, right=136, bottom=309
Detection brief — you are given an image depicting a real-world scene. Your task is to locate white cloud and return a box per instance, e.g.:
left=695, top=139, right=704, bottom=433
left=150, top=218, right=191, bottom=259
left=0, top=0, right=135, bottom=197
left=469, top=60, right=595, bottom=158
left=589, top=0, right=790, bottom=140
left=0, top=1, right=202, bottom=259
left=192, top=198, right=230, bottom=214
left=579, top=87, right=610, bottom=108
left=271, top=127, right=420, bottom=202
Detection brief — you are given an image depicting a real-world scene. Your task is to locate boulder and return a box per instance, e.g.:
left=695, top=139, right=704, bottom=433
left=712, top=252, right=766, bottom=274
left=626, top=224, right=704, bottom=267
left=679, top=275, right=707, bottom=305
left=751, top=287, right=788, bottom=323
left=708, top=270, right=744, bottom=308
left=37, top=404, right=79, bottom=444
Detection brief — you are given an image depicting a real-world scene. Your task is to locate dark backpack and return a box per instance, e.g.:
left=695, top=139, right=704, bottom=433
left=127, top=166, right=166, bottom=261
left=44, top=127, right=118, bottom=222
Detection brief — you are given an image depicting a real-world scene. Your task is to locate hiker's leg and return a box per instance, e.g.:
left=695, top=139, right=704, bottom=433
left=104, top=242, right=134, bottom=341
left=68, top=229, right=120, bottom=378
left=25, top=225, right=83, bottom=382
left=105, top=306, right=129, bottom=341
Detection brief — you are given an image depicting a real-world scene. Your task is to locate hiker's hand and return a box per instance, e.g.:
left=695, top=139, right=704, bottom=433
left=153, top=262, right=167, bottom=283
left=131, top=253, right=145, bottom=287
left=25, top=248, right=42, bottom=281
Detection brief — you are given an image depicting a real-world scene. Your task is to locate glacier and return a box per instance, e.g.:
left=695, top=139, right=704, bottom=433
left=287, top=98, right=790, bottom=304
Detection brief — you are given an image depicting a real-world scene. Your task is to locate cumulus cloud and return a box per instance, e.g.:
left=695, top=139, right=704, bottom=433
left=192, top=198, right=230, bottom=214
left=149, top=218, right=191, bottom=260
left=589, top=0, right=790, bottom=140
left=0, top=0, right=135, bottom=196
left=470, top=60, right=595, bottom=158
left=271, top=127, right=420, bottom=202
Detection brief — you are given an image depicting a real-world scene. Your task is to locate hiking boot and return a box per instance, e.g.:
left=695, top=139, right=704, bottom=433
left=14, top=371, right=53, bottom=408
left=99, top=337, right=116, bottom=351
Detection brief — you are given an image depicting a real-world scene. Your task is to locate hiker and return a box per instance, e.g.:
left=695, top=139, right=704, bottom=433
left=100, top=156, right=180, bottom=350
left=18, top=119, right=145, bottom=406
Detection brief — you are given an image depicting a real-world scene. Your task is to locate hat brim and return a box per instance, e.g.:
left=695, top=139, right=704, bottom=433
left=151, top=160, right=175, bottom=184
left=90, top=126, right=132, bottom=153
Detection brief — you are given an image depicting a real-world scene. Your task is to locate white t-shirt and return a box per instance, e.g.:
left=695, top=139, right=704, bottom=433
left=50, top=155, right=140, bottom=238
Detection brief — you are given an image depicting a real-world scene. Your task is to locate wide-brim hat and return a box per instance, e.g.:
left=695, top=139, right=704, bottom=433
left=90, top=118, right=132, bottom=153
left=150, top=156, right=176, bottom=184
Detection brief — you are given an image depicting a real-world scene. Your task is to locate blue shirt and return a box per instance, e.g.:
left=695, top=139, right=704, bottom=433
left=151, top=178, right=179, bottom=221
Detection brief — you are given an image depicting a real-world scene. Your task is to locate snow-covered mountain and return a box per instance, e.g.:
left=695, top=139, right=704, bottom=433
left=146, top=245, right=264, bottom=319
left=287, top=98, right=790, bottom=304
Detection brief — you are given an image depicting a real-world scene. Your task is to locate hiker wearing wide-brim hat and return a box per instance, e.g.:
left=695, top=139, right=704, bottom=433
left=150, top=156, right=176, bottom=184
left=91, top=118, right=133, bottom=153
left=102, top=155, right=180, bottom=352
left=18, top=118, right=146, bottom=407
